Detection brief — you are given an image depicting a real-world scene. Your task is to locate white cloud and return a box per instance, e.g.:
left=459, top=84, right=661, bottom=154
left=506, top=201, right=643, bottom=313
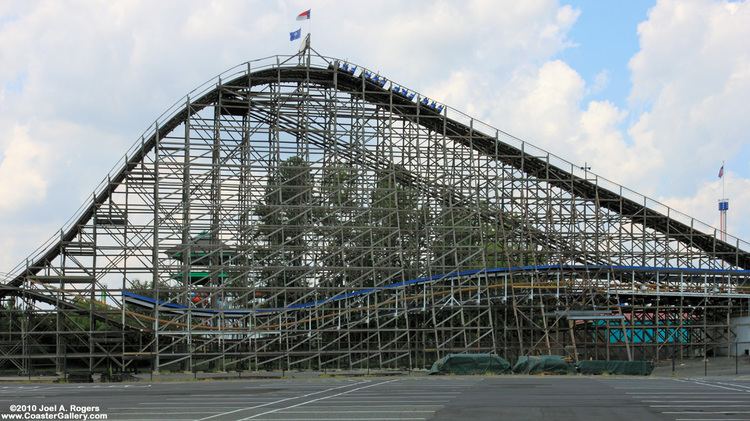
left=430, top=58, right=659, bottom=191
left=663, top=172, right=750, bottom=243
left=628, top=0, right=750, bottom=196
left=0, top=125, right=48, bottom=212
left=427, top=0, right=750, bottom=246
left=0, top=0, right=582, bottom=270
left=589, top=70, right=609, bottom=95
left=1, top=0, right=749, bottom=273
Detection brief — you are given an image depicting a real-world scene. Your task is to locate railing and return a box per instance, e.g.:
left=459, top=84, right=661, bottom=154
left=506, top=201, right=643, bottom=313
left=4, top=52, right=748, bottom=283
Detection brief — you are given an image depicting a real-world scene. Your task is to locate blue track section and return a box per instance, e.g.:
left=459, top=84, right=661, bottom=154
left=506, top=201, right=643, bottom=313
left=122, top=264, right=750, bottom=317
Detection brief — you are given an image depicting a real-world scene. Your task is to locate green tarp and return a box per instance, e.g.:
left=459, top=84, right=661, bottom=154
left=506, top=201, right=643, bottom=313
left=512, top=355, right=574, bottom=374
left=576, top=360, right=653, bottom=375
left=428, top=355, right=652, bottom=376
left=428, top=353, right=511, bottom=375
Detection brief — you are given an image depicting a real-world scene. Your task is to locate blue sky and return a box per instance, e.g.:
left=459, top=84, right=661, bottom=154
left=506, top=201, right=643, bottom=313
left=562, top=0, right=653, bottom=108
left=560, top=0, right=750, bottom=199
left=0, top=0, right=749, bottom=271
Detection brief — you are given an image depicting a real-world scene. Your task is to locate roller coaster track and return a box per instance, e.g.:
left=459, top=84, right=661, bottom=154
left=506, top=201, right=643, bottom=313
left=2, top=52, right=749, bottom=316
left=123, top=263, right=750, bottom=319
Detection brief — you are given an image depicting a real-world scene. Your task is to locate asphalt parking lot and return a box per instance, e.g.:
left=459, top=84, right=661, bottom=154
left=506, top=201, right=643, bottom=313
left=3, top=376, right=750, bottom=420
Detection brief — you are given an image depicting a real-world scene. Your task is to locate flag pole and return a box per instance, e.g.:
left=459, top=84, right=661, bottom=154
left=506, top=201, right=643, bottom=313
left=718, top=160, right=728, bottom=244
left=722, top=160, right=725, bottom=200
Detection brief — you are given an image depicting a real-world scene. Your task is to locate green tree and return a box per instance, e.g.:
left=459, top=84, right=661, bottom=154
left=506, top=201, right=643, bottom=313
left=253, top=156, right=314, bottom=305
left=368, top=168, right=424, bottom=284
left=128, top=278, right=177, bottom=302
left=431, top=203, right=546, bottom=271
left=316, top=163, right=363, bottom=288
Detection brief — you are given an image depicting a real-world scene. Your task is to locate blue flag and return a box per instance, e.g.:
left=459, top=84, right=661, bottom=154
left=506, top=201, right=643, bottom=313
left=290, top=29, right=301, bottom=41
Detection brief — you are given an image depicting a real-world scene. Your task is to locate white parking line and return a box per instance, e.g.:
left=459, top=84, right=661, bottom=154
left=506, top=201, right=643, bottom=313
left=237, top=379, right=400, bottom=421
left=111, top=418, right=194, bottom=421
left=675, top=419, right=750, bottom=421
left=241, top=386, right=339, bottom=389
left=641, top=399, right=748, bottom=403
left=106, top=412, right=219, bottom=415
left=197, top=381, right=370, bottom=421
left=4, top=385, right=153, bottom=391
left=612, top=386, right=704, bottom=393
left=241, top=419, right=425, bottom=421
left=343, top=396, right=456, bottom=398
left=628, top=392, right=750, bottom=395
left=622, top=378, right=750, bottom=421
left=675, top=378, right=750, bottom=392
left=714, top=381, right=750, bottom=390
left=665, top=411, right=750, bottom=414
left=651, top=405, right=750, bottom=407
left=160, top=399, right=282, bottom=403
left=140, top=402, right=276, bottom=406
left=280, top=410, right=436, bottom=413
left=372, top=391, right=461, bottom=394
left=300, top=402, right=445, bottom=406
left=108, top=407, right=245, bottom=410
left=188, top=388, right=278, bottom=398
left=300, top=399, right=445, bottom=402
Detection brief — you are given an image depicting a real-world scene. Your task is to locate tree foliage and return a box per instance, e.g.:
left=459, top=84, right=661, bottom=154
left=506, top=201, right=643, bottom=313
left=253, top=156, right=314, bottom=305
left=248, top=155, right=543, bottom=304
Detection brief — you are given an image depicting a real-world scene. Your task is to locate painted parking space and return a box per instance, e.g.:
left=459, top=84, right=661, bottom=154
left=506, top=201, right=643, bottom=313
left=605, top=377, right=750, bottom=420
left=3, top=376, right=750, bottom=420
